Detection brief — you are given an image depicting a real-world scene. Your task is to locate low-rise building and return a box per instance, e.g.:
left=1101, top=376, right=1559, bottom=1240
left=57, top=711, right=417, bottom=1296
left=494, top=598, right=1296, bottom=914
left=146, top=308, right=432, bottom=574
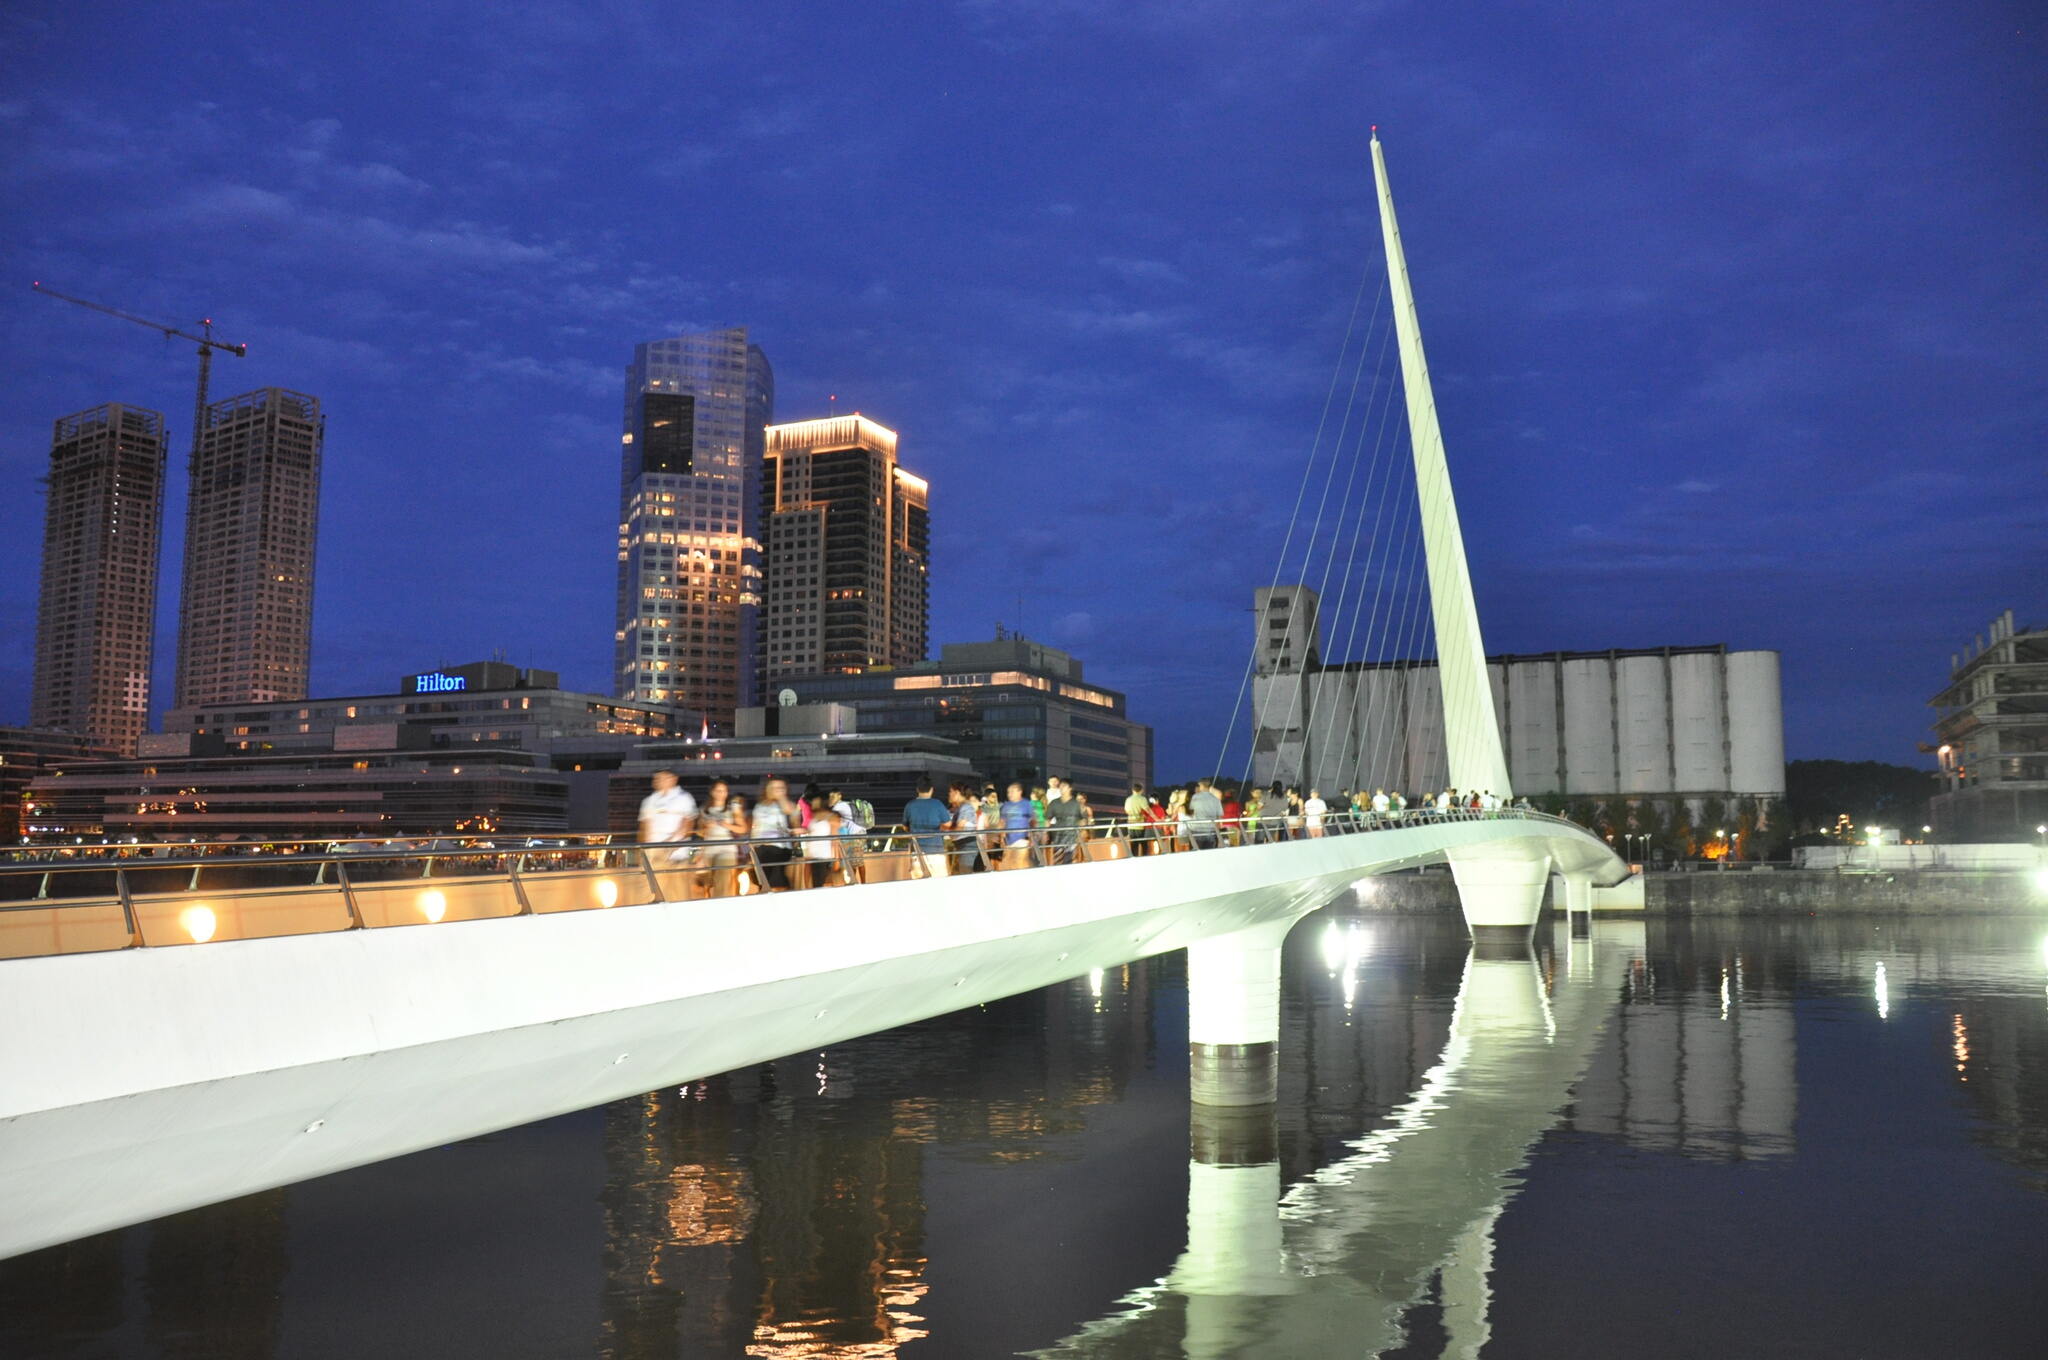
left=21, top=661, right=704, bottom=843
left=20, top=748, right=568, bottom=841
left=766, top=635, right=1153, bottom=805
left=1931, top=609, right=2048, bottom=842
left=1, top=727, right=118, bottom=843
left=159, top=660, right=701, bottom=763
left=606, top=709, right=980, bottom=831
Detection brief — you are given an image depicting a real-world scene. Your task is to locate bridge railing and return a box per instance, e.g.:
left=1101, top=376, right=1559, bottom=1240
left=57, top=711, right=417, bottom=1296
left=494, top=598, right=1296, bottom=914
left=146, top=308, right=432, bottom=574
left=0, top=808, right=1587, bottom=961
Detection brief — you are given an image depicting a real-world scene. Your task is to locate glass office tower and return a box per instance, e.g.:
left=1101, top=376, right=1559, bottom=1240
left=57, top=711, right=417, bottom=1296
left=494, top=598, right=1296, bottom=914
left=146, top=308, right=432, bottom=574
left=615, top=328, right=773, bottom=728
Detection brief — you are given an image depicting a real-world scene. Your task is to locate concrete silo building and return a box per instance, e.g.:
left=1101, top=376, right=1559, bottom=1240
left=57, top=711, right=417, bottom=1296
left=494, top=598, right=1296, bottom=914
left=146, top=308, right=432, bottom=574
left=1248, top=586, right=1785, bottom=813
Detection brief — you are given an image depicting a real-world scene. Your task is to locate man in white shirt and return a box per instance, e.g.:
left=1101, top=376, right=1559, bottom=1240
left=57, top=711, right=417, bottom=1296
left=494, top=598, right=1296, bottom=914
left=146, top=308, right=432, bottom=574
left=638, top=770, right=698, bottom=862
left=1303, top=789, right=1328, bottom=838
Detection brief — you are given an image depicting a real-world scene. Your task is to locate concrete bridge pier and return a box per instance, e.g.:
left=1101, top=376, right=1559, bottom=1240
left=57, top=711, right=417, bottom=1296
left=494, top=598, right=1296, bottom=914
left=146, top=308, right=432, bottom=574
left=1186, top=916, right=1296, bottom=1106
left=1559, top=871, right=1595, bottom=937
left=1449, top=849, right=1555, bottom=948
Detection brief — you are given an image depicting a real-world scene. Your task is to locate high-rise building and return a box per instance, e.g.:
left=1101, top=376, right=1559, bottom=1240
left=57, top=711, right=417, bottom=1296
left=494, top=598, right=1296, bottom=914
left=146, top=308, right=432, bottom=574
left=29, top=403, right=169, bottom=754
left=615, top=328, right=773, bottom=729
left=1931, top=608, right=2047, bottom=842
left=759, top=413, right=929, bottom=683
left=175, top=388, right=323, bottom=709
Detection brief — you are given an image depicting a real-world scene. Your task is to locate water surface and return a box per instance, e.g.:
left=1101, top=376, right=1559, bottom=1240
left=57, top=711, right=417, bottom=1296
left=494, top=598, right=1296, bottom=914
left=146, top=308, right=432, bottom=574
left=4, top=908, right=2046, bottom=1357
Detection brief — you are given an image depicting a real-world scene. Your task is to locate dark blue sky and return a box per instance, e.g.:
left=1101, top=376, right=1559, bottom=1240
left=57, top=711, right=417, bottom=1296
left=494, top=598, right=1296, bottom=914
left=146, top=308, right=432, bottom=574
left=2, top=1, right=2042, bottom=777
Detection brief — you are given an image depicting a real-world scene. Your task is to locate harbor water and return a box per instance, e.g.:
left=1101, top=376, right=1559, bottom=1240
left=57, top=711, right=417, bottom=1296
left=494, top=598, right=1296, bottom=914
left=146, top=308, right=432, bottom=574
left=4, top=902, right=2046, bottom=1357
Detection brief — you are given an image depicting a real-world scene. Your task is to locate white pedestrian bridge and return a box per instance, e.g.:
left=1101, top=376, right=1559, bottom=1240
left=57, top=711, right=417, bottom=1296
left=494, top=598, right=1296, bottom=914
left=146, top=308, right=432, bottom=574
left=1, top=134, right=1643, bottom=1262
left=0, top=813, right=1627, bottom=1260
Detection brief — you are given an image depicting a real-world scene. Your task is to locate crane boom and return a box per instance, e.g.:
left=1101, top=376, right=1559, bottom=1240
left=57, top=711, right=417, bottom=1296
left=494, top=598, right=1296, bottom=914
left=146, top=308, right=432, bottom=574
left=30, top=281, right=248, bottom=357
left=32, top=279, right=250, bottom=480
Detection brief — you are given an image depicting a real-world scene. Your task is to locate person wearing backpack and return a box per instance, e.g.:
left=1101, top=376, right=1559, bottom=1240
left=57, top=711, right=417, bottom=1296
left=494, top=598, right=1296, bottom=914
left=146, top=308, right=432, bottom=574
left=826, top=787, right=868, bottom=884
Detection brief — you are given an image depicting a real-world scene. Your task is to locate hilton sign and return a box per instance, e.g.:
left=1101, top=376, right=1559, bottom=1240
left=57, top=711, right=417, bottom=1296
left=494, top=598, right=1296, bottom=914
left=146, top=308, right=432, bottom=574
left=407, top=671, right=468, bottom=694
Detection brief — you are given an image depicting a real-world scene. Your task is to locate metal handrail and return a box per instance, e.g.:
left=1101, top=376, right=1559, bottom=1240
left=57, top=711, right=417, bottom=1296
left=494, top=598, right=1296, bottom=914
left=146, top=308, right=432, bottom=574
left=0, top=832, right=620, bottom=864
left=0, top=808, right=1600, bottom=959
left=0, top=808, right=1587, bottom=886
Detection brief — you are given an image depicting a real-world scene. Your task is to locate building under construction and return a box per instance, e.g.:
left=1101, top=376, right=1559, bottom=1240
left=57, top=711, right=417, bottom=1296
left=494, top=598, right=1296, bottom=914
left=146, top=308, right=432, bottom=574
left=1931, top=609, right=2048, bottom=842
left=175, top=388, right=324, bottom=709
left=29, top=403, right=169, bottom=755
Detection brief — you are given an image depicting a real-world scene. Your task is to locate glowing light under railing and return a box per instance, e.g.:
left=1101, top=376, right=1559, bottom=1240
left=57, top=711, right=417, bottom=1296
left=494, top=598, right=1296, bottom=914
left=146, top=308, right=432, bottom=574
left=420, top=889, right=448, bottom=924
left=2033, top=867, right=2048, bottom=895
left=1320, top=921, right=1345, bottom=974
left=594, top=877, right=620, bottom=908
left=1720, top=968, right=1731, bottom=1021
left=1875, top=961, right=1890, bottom=1020
left=179, top=904, right=217, bottom=944
left=1088, top=968, right=1105, bottom=999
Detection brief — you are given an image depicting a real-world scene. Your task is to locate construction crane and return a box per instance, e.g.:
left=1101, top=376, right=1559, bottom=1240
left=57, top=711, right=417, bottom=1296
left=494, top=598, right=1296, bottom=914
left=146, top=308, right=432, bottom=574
left=31, top=280, right=248, bottom=468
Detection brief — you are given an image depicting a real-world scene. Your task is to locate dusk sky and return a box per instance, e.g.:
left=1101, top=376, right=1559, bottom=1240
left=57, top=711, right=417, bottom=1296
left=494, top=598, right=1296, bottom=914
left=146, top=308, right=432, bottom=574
left=2, top=1, right=2041, bottom=779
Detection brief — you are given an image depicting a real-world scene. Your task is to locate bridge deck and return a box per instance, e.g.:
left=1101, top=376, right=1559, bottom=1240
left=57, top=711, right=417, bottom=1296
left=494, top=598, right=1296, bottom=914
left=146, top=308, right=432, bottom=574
left=0, top=810, right=1599, bottom=961
left=0, top=812, right=1619, bottom=1260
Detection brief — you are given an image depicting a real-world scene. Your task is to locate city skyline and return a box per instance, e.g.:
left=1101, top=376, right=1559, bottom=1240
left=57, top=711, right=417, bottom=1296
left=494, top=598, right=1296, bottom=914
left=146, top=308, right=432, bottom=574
left=1, top=3, right=2042, bottom=778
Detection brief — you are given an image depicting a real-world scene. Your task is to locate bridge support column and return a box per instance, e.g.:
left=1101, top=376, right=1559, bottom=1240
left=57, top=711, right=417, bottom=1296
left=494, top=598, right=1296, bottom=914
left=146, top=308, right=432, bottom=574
left=1449, top=850, right=1554, bottom=950
left=1187, top=917, right=1294, bottom=1106
left=1172, top=1104, right=1294, bottom=1355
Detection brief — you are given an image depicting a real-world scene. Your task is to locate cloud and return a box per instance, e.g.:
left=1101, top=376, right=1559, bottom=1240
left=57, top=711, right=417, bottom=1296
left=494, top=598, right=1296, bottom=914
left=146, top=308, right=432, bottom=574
left=1100, top=255, right=1187, bottom=288
left=173, top=181, right=559, bottom=273
left=328, top=161, right=432, bottom=194
left=1676, top=479, right=1716, bottom=493
left=186, top=182, right=296, bottom=224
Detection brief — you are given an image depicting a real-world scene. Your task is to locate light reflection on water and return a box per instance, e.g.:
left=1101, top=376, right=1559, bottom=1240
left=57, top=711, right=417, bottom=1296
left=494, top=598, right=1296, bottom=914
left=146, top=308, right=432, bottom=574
left=3, top=911, right=2047, bottom=1358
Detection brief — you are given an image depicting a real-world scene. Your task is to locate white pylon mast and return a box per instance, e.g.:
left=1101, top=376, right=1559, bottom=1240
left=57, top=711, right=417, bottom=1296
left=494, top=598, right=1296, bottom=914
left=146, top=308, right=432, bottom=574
left=1369, top=131, right=1512, bottom=796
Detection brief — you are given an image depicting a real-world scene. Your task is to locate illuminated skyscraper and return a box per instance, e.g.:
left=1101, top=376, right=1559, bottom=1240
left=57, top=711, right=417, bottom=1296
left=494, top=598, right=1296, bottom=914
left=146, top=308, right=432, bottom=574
left=759, top=414, right=929, bottom=683
left=615, top=328, right=773, bottom=727
left=174, top=388, right=323, bottom=709
left=30, top=403, right=168, bottom=754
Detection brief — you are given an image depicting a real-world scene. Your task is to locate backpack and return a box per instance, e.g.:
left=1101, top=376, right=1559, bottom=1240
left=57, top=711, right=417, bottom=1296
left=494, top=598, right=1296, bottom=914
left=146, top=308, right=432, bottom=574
left=852, top=797, right=876, bottom=830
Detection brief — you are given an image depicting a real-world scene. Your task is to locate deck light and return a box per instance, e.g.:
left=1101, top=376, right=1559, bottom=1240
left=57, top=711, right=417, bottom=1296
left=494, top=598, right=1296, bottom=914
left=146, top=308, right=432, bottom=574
left=179, top=905, right=217, bottom=943
left=595, top=878, right=620, bottom=908
left=420, top=889, right=448, bottom=923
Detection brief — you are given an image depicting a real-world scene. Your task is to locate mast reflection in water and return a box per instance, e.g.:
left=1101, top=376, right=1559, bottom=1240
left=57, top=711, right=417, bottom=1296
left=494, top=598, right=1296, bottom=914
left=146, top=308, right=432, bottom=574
left=4, top=911, right=2048, bottom=1358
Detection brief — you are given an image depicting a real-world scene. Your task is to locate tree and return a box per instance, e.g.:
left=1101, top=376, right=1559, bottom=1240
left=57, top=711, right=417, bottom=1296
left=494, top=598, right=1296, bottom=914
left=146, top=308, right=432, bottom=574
left=1783, top=761, right=1935, bottom=837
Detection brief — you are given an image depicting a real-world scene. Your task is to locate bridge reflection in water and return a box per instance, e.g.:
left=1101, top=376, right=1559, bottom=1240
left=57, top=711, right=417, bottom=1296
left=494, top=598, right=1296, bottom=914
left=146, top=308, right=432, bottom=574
left=1036, top=918, right=1651, bottom=1359
left=0, top=909, right=1816, bottom=1357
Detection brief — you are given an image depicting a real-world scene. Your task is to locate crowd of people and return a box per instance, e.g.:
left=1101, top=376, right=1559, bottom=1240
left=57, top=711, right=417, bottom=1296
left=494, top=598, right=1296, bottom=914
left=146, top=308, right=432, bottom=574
left=635, top=768, right=1540, bottom=892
